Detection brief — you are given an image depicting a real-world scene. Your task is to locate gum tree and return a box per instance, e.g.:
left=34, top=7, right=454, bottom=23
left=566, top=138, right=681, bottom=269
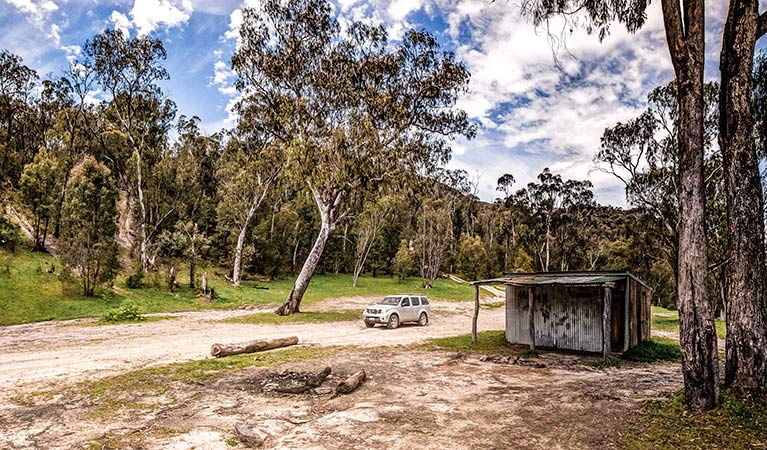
left=232, top=0, right=475, bottom=315
left=718, top=0, right=767, bottom=392
left=519, top=0, right=719, bottom=409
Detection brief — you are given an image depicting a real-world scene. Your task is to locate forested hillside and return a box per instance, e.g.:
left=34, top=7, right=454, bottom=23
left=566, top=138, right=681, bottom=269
left=1, top=1, right=766, bottom=318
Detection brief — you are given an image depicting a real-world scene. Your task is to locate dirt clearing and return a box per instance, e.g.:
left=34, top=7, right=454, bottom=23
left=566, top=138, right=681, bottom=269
left=0, top=348, right=681, bottom=450
left=0, top=295, right=683, bottom=449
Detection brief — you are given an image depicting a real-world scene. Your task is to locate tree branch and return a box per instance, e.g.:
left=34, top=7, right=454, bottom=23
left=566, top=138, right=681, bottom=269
left=661, top=0, right=685, bottom=69
left=758, top=11, right=767, bottom=39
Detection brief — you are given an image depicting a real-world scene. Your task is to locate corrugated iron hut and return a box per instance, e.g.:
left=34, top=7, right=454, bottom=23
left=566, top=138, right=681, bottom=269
left=471, top=272, right=652, bottom=356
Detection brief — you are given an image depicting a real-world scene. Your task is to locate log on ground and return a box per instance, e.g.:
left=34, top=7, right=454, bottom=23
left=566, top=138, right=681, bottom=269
left=211, top=336, right=299, bottom=358
left=331, top=370, right=366, bottom=398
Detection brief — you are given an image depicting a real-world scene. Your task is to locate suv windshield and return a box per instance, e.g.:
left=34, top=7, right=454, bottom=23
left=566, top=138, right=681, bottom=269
left=379, top=296, right=401, bottom=305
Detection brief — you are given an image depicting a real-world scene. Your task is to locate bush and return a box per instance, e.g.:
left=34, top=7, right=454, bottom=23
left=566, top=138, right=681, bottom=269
left=102, top=301, right=145, bottom=323
left=125, top=272, right=143, bottom=289
left=0, top=213, right=22, bottom=252
left=622, top=339, right=681, bottom=362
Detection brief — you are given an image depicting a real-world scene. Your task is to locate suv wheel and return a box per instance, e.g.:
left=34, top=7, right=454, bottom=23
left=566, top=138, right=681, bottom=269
left=364, top=320, right=375, bottom=328
left=387, top=314, right=400, bottom=329
left=418, top=312, right=428, bottom=326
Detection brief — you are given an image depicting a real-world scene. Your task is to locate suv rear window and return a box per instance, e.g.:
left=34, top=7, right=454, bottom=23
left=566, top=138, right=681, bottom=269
left=420, top=297, right=429, bottom=305
left=410, top=297, right=420, bottom=306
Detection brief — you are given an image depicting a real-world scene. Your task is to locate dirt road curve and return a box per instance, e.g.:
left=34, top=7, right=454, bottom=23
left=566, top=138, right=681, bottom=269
left=0, top=299, right=504, bottom=394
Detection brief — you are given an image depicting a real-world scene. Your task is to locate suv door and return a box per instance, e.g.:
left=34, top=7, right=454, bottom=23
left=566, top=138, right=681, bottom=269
left=399, top=297, right=412, bottom=322
left=409, top=297, right=421, bottom=322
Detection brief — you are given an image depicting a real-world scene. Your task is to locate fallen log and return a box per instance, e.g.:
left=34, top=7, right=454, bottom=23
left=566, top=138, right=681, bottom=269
left=331, top=370, right=366, bottom=398
left=211, top=336, right=299, bottom=358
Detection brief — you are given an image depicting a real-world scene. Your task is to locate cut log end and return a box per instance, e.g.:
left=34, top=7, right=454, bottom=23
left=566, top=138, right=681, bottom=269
left=331, top=370, right=366, bottom=398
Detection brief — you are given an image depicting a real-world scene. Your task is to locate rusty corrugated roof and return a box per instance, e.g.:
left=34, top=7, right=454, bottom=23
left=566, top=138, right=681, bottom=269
left=503, top=274, right=626, bottom=286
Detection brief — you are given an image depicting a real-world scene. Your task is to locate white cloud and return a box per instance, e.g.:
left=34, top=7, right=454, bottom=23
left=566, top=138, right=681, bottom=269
left=387, top=0, right=423, bottom=22
left=129, top=0, right=193, bottom=35
left=109, top=0, right=194, bottom=37
left=5, top=0, right=58, bottom=27
left=428, top=0, right=674, bottom=204
left=109, top=10, right=132, bottom=36
left=49, top=22, right=60, bottom=45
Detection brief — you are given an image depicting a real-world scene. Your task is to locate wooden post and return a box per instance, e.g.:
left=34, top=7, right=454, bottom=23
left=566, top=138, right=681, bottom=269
left=602, top=285, right=612, bottom=357
left=471, top=284, right=480, bottom=344
left=528, top=287, right=535, bottom=350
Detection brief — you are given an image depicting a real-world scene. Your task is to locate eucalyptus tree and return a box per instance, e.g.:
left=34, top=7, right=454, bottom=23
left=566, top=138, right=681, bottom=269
left=351, top=195, right=398, bottom=287
left=59, top=156, right=119, bottom=297
left=719, top=0, right=767, bottom=388
left=18, top=148, right=59, bottom=251
left=215, top=123, right=283, bottom=286
left=520, top=0, right=718, bottom=410
left=514, top=168, right=593, bottom=272
left=0, top=50, right=38, bottom=188
left=81, top=29, right=175, bottom=273
left=232, top=0, right=474, bottom=315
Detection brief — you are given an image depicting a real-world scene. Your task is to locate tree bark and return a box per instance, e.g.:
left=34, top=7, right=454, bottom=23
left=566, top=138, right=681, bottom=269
left=661, top=0, right=720, bottom=411
left=232, top=173, right=279, bottom=286
left=135, top=148, right=149, bottom=273
left=210, top=336, right=298, bottom=358
left=276, top=184, right=342, bottom=316
left=276, top=220, right=333, bottom=315
left=232, top=194, right=260, bottom=287
left=471, top=284, right=480, bottom=344
left=719, top=0, right=767, bottom=392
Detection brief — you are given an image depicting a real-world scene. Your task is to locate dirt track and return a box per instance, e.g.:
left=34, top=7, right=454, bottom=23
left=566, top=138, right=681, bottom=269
left=0, top=298, right=504, bottom=396
left=0, top=297, right=684, bottom=449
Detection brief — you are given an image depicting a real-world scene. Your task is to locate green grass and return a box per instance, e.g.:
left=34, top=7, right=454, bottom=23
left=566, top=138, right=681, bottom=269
left=220, top=310, right=360, bottom=325
left=0, top=247, right=474, bottom=325
left=652, top=306, right=727, bottom=340
left=622, top=338, right=681, bottom=362
left=623, top=391, right=767, bottom=449
left=422, top=330, right=511, bottom=353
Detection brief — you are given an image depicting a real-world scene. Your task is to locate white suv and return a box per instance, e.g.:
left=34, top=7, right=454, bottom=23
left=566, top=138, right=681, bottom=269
left=363, top=295, right=431, bottom=329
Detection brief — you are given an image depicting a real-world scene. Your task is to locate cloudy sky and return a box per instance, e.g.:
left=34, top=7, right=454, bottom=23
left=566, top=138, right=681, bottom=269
left=0, top=0, right=751, bottom=205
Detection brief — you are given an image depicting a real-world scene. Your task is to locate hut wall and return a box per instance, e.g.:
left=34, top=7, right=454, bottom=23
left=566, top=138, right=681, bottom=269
left=506, top=285, right=531, bottom=345
left=506, top=285, right=603, bottom=352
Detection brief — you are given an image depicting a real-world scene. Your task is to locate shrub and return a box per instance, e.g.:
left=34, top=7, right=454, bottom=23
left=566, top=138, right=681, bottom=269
left=125, top=272, right=143, bottom=289
left=102, top=301, right=145, bottom=323
left=622, top=339, right=681, bottom=362
left=589, top=356, right=621, bottom=369
left=0, top=212, right=22, bottom=252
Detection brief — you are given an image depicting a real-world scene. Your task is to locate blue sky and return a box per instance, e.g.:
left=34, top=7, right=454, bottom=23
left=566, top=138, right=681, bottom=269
left=1, top=0, right=756, bottom=205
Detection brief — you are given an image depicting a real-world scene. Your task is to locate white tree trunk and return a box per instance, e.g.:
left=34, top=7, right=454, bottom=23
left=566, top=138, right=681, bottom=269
left=232, top=194, right=261, bottom=286
left=276, top=219, right=333, bottom=315
left=136, top=149, right=149, bottom=273
left=276, top=184, right=343, bottom=315
left=231, top=172, right=279, bottom=286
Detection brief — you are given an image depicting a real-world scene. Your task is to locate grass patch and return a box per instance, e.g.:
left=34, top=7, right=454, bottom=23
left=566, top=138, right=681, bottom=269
left=422, top=330, right=510, bottom=353
left=221, top=310, right=360, bottom=325
left=622, top=338, right=681, bottom=363
left=652, top=306, right=727, bottom=340
left=589, top=356, right=622, bottom=369
left=623, top=391, right=767, bottom=449
left=0, top=247, right=474, bottom=325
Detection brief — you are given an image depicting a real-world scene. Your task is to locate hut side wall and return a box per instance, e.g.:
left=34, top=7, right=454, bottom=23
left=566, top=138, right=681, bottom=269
left=506, top=285, right=531, bottom=345
left=506, top=285, right=603, bottom=352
